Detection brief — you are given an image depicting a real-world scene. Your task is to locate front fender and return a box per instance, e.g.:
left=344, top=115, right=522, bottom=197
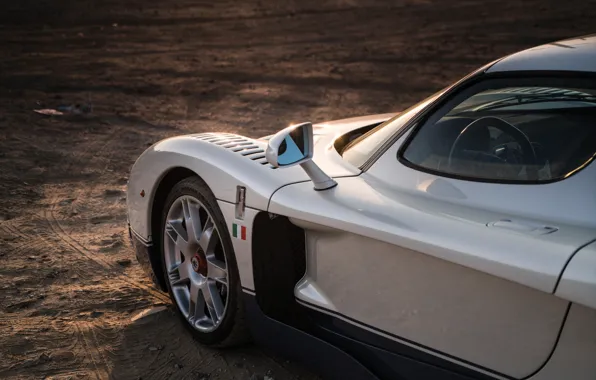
left=126, top=134, right=309, bottom=241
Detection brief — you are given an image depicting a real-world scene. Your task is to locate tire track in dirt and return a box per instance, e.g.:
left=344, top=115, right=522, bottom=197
left=43, top=209, right=170, bottom=304
left=27, top=120, right=170, bottom=379
left=74, top=322, right=111, bottom=380
left=0, top=222, right=53, bottom=256
left=38, top=120, right=170, bottom=303
left=0, top=220, right=27, bottom=239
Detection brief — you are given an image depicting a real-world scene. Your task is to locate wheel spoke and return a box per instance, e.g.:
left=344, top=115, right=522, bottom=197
left=198, top=220, right=217, bottom=254
left=168, top=263, right=190, bottom=287
left=165, top=220, right=184, bottom=244
left=206, top=255, right=227, bottom=285
left=202, top=281, right=225, bottom=323
left=166, top=219, right=192, bottom=257
left=182, top=198, right=202, bottom=243
left=188, top=280, right=204, bottom=322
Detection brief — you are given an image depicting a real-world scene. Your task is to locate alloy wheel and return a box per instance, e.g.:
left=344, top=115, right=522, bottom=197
left=163, top=195, right=229, bottom=332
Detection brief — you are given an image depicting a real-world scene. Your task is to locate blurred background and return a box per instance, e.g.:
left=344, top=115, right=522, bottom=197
left=0, top=1, right=595, bottom=379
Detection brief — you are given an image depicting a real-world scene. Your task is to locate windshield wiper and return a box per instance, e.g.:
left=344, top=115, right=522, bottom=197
left=474, top=93, right=596, bottom=112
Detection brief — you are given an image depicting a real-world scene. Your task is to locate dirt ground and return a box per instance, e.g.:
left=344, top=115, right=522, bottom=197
left=0, top=0, right=595, bottom=379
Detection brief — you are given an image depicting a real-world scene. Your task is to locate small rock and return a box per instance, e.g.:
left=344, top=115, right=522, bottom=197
left=116, top=258, right=131, bottom=267
left=71, top=275, right=79, bottom=280
left=148, top=346, right=159, bottom=351
left=194, top=373, right=210, bottom=380
left=59, top=198, right=75, bottom=206
left=46, top=270, right=58, bottom=278
left=104, top=189, right=123, bottom=197
left=264, top=376, right=274, bottom=380
left=6, top=299, right=37, bottom=312
left=0, top=214, right=9, bottom=221
left=174, top=363, right=182, bottom=370
left=22, top=358, right=37, bottom=368
left=99, top=240, right=123, bottom=252
left=39, top=352, right=52, bottom=362
left=51, top=349, right=75, bottom=361
left=27, top=256, right=35, bottom=260
left=91, top=215, right=112, bottom=224
left=90, top=311, right=104, bottom=318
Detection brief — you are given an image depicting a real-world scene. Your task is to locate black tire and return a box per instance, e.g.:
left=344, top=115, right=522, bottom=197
left=158, top=176, right=250, bottom=347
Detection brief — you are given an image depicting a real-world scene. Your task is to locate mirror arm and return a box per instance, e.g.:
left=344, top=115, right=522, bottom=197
left=300, top=160, right=338, bottom=191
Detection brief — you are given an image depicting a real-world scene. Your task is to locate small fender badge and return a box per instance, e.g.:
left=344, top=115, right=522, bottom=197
left=235, top=186, right=246, bottom=220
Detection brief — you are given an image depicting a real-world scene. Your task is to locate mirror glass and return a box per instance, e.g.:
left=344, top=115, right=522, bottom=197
left=277, top=125, right=309, bottom=166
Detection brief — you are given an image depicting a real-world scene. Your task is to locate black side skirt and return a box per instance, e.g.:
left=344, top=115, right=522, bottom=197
left=243, top=293, right=380, bottom=380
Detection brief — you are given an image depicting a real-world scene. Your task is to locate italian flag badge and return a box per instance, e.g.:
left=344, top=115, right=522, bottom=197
left=232, top=223, right=246, bottom=240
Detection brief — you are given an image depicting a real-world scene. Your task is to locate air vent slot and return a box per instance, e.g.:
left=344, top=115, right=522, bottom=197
left=193, top=133, right=277, bottom=169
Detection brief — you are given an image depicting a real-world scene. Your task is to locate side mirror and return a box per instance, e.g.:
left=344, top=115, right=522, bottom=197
left=266, top=122, right=337, bottom=191
left=265, top=122, right=313, bottom=167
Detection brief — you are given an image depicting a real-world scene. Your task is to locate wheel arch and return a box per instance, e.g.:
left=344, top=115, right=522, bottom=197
left=126, top=135, right=309, bottom=293
left=147, top=167, right=199, bottom=290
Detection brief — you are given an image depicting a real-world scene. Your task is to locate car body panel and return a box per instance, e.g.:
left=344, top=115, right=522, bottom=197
left=126, top=113, right=394, bottom=241
left=217, top=200, right=260, bottom=290
left=268, top=102, right=595, bottom=376
left=487, top=35, right=596, bottom=74
left=555, top=240, right=596, bottom=310
left=527, top=303, right=596, bottom=380
left=269, top=176, right=582, bottom=377
left=291, top=219, right=567, bottom=378
left=269, top=169, right=596, bottom=296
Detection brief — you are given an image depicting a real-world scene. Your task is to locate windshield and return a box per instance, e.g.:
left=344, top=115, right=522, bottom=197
left=451, top=87, right=596, bottom=113
left=342, top=90, right=444, bottom=167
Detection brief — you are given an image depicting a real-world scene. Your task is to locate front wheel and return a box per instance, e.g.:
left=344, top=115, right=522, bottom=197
left=159, top=177, right=250, bottom=346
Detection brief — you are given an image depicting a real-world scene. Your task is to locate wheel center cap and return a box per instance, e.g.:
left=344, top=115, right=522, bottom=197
left=191, top=255, right=201, bottom=272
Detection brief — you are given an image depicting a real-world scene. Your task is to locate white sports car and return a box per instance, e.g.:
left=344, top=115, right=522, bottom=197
left=127, top=35, right=596, bottom=380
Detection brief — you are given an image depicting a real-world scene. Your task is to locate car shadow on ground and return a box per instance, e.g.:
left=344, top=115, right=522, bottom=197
left=108, top=305, right=319, bottom=380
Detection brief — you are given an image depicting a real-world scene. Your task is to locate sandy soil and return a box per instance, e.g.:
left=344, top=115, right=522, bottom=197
left=0, top=0, right=595, bottom=379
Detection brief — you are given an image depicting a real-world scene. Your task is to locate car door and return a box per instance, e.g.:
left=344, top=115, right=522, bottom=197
left=268, top=76, right=596, bottom=379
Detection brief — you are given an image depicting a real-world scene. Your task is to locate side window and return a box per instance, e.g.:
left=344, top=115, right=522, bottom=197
left=401, top=79, right=596, bottom=183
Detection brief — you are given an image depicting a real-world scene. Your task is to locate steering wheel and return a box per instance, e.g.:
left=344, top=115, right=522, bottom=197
left=447, top=116, right=538, bottom=180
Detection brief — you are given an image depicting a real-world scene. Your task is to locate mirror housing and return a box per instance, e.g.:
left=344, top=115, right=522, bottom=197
left=266, top=122, right=337, bottom=191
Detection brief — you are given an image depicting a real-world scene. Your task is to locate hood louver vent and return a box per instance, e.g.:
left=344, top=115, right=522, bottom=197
left=193, top=133, right=277, bottom=169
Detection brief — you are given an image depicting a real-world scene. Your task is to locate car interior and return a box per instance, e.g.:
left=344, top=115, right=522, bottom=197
left=403, top=87, right=596, bottom=182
